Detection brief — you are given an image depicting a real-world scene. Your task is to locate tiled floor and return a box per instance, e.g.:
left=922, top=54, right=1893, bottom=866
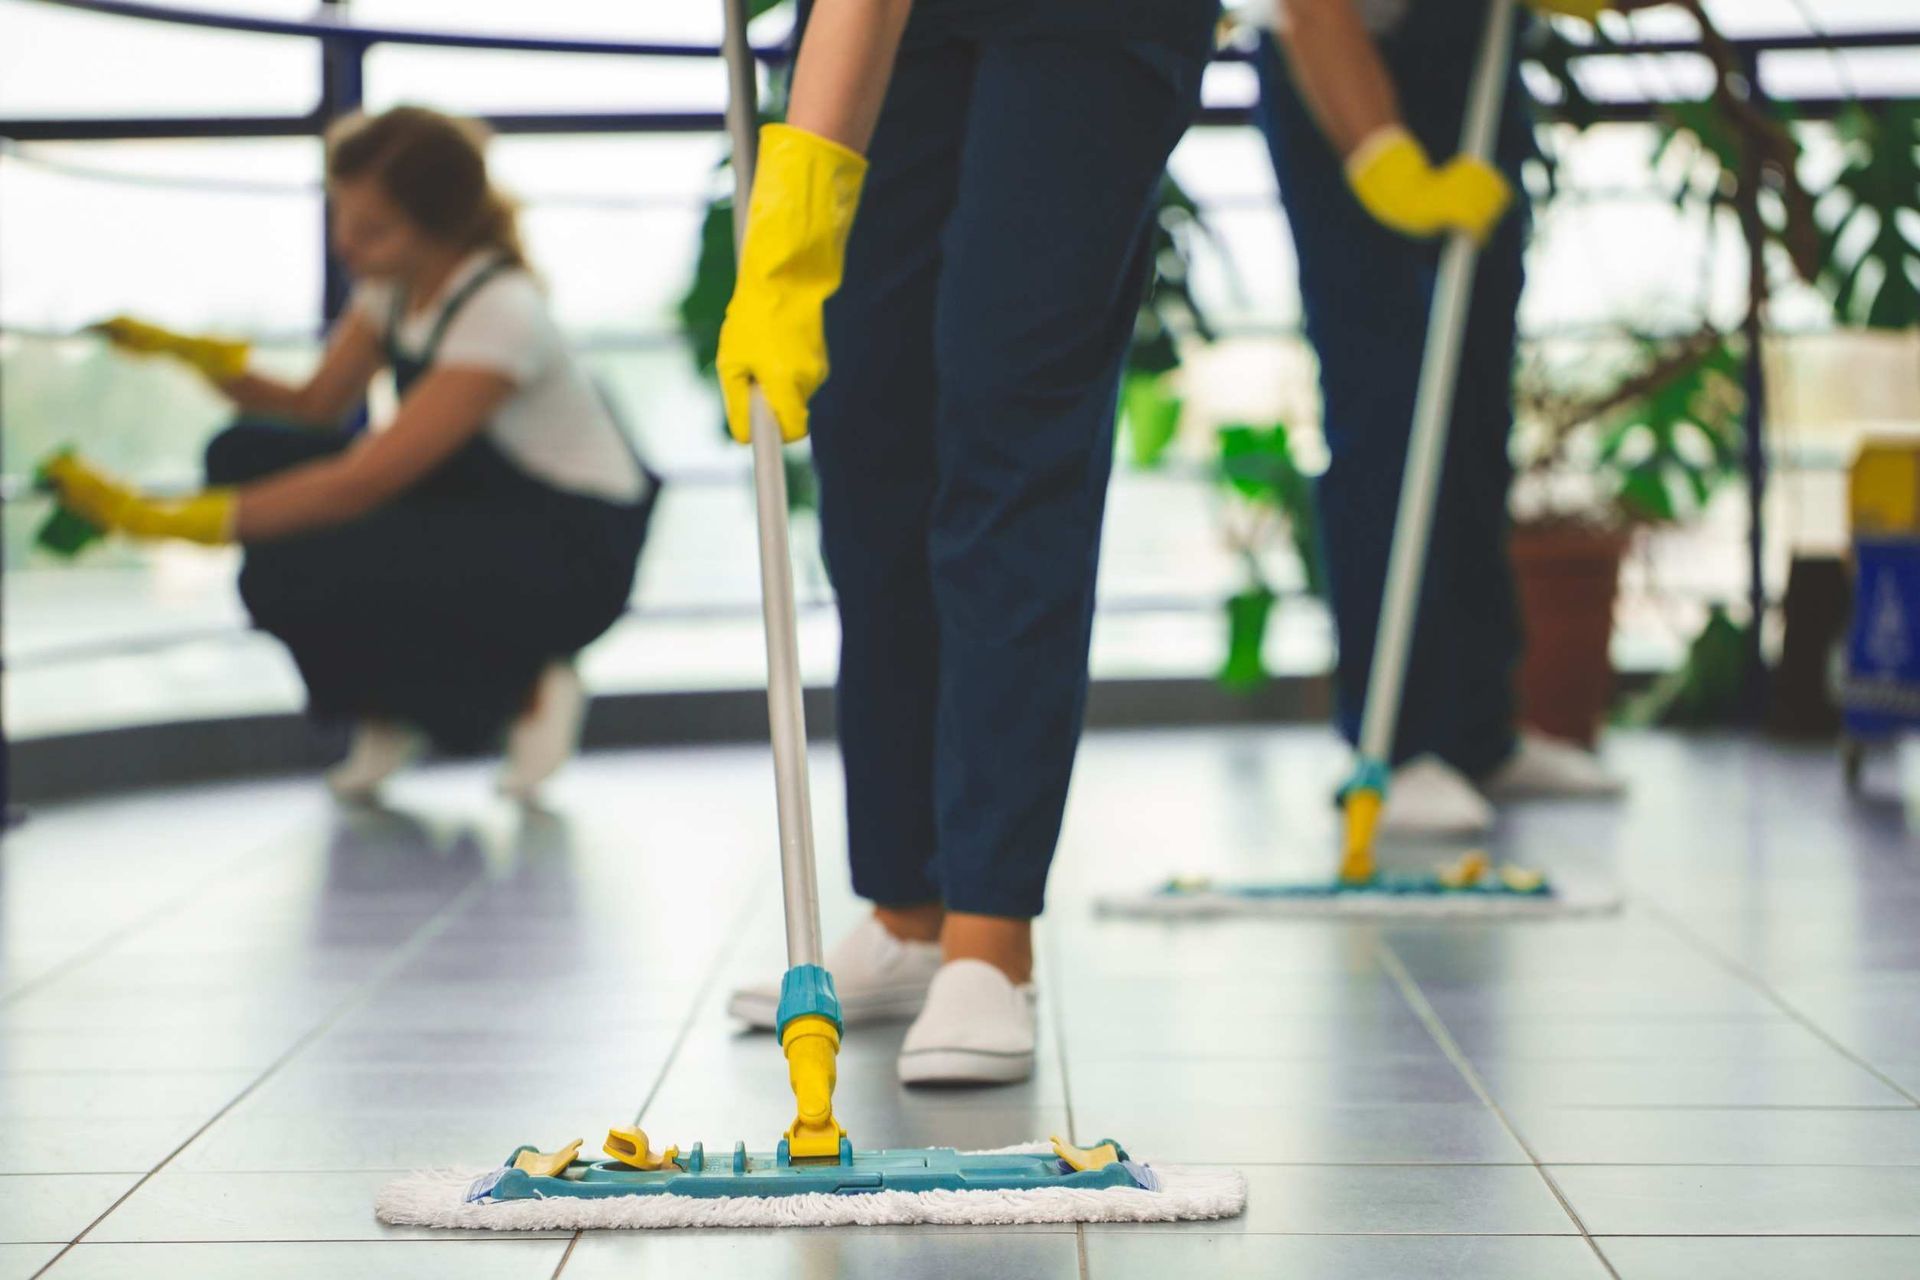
left=2, top=727, right=1918, bottom=1278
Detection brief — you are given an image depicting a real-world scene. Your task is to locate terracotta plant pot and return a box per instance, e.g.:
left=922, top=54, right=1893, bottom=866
left=1510, top=523, right=1630, bottom=748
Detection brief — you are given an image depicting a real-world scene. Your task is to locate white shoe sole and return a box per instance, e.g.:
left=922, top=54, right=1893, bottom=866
left=896, top=1046, right=1034, bottom=1086
left=726, top=986, right=931, bottom=1032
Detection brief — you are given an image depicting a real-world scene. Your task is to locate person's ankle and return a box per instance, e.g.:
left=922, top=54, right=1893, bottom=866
left=873, top=902, right=944, bottom=944
left=940, top=912, right=1033, bottom=986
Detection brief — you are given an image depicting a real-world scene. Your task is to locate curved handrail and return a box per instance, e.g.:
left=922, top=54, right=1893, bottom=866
left=24, top=0, right=1920, bottom=63
left=21, top=0, right=790, bottom=59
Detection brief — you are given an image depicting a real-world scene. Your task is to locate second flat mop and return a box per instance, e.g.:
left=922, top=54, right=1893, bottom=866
left=1102, top=0, right=1615, bottom=921
left=378, top=0, right=1244, bottom=1229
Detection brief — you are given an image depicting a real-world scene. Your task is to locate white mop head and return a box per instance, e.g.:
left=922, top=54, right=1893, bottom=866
left=1094, top=883, right=1622, bottom=920
left=376, top=1143, right=1245, bottom=1231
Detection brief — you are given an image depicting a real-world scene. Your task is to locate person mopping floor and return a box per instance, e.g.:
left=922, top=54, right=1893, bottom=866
left=721, top=0, right=1221, bottom=1084
left=375, top=0, right=1246, bottom=1231
left=1248, top=0, right=1671, bottom=835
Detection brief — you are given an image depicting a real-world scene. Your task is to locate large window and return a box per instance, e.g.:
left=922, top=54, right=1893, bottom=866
left=2, top=0, right=1917, bottom=737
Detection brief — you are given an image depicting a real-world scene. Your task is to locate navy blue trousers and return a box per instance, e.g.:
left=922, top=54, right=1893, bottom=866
left=207, top=419, right=653, bottom=753
left=1254, top=7, right=1531, bottom=776
left=808, top=0, right=1216, bottom=919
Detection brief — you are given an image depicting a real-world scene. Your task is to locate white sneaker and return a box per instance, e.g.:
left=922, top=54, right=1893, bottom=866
left=1379, top=755, right=1495, bottom=836
left=326, top=721, right=422, bottom=801
left=897, top=959, right=1036, bottom=1087
left=727, top=916, right=943, bottom=1031
left=1484, top=731, right=1625, bottom=799
left=498, top=663, right=586, bottom=802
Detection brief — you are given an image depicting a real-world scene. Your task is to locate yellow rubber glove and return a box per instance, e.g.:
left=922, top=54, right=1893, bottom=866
left=1525, top=0, right=1611, bottom=21
left=91, top=314, right=251, bottom=384
left=714, top=123, right=868, bottom=445
left=1346, top=126, right=1513, bottom=243
left=41, top=453, right=236, bottom=546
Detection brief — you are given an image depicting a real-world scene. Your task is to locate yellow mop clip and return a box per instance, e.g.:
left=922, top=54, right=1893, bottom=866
left=603, top=1127, right=681, bottom=1171
left=511, top=1138, right=583, bottom=1178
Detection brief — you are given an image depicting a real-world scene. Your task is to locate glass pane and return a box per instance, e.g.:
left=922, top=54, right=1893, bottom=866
left=364, top=45, right=728, bottom=116
left=353, top=0, right=794, bottom=46
left=0, top=140, right=322, bottom=335
left=0, top=0, right=317, bottom=118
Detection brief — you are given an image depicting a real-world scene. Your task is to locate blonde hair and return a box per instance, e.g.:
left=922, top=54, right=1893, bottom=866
left=326, top=105, right=527, bottom=268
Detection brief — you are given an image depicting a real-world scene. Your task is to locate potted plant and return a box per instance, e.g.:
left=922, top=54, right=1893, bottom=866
left=1510, top=328, right=1747, bottom=742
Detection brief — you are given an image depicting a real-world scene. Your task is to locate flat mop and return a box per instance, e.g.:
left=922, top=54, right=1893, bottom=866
left=1100, top=0, right=1615, bottom=921
left=377, top=0, right=1243, bottom=1229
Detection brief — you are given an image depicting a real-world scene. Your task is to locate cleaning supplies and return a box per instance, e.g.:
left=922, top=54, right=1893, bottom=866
left=33, top=450, right=105, bottom=557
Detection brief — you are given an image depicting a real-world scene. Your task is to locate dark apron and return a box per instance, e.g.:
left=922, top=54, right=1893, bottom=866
left=209, top=259, right=659, bottom=753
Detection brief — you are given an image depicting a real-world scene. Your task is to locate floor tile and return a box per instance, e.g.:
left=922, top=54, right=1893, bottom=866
left=0, top=1243, right=63, bottom=1280
left=85, top=1171, right=568, bottom=1242
left=649, top=1045, right=1068, bottom=1112
left=1087, top=1164, right=1573, bottom=1236
left=171, top=1110, right=618, bottom=1173
left=233, top=1063, right=672, bottom=1118
left=1473, top=1057, right=1910, bottom=1107
left=0, top=1072, right=255, bottom=1121
left=0, top=1118, right=204, bottom=1176
left=1598, top=1237, right=1920, bottom=1280
left=1419, top=980, right=1781, bottom=1020
left=1868, top=1060, right=1920, bottom=1099
left=1445, top=1017, right=1850, bottom=1062
left=0, top=1030, right=295, bottom=1075
left=1082, top=1233, right=1611, bottom=1279
left=1059, top=1103, right=1527, bottom=1164
left=560, top=1229, right=1080, bottom=1279
left=40, top=1240, right=568, bottom=1279
left=1507, top=1106, right=1920, bottom=1164
left=1066, top=1058, right=1475, bottom=1107
left=0, top=1175, right=137, bottom=1245
left=1056, top=1009, right=1444, bottom=1060
left=1551, top=1165, right=1920, bottom=1234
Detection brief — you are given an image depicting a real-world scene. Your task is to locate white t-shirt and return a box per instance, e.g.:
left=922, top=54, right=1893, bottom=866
left=351, top=253, right=645, bottom=504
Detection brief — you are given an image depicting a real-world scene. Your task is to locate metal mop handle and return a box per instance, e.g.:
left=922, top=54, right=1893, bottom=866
left=720, top=0, right=824, bottom=972
left=1354, top=0, right=1518, bottom=771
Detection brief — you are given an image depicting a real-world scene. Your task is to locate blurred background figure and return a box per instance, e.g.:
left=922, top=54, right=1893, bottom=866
left=1251, top=0, right=1658, bottom=834
left=46, top=106, right=661, bottom=804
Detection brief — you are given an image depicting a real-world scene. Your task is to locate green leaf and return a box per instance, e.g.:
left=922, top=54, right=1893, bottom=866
left=1219, top=587, right=1277, bottom=691
left=1592, top=334, right=1746, bottom=525
left=1216, top=422, right=1327, bottom=600
left=676, top=198, right=737, bottom=383
left=1616, top=465, right=1676, bottom=523
left=1128, top=172, right=1228, bottom=375
left=1618, top=606, right=1750, bottom=727
left=1121, top=371, right=1184, bottom=469
left=783, top=451, right=817, bottom=513
left=1816, top=101, right=1920, bottom=331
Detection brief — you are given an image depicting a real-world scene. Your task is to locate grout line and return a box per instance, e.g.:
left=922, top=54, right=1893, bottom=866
left=29, top=875, right=492, bottom=1280
left=1377, top=940, right=1623, bottom=1280
left=548, top=1233, right=582, bottom=1278
left=1635, top=898, right=1920, bottom=1109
